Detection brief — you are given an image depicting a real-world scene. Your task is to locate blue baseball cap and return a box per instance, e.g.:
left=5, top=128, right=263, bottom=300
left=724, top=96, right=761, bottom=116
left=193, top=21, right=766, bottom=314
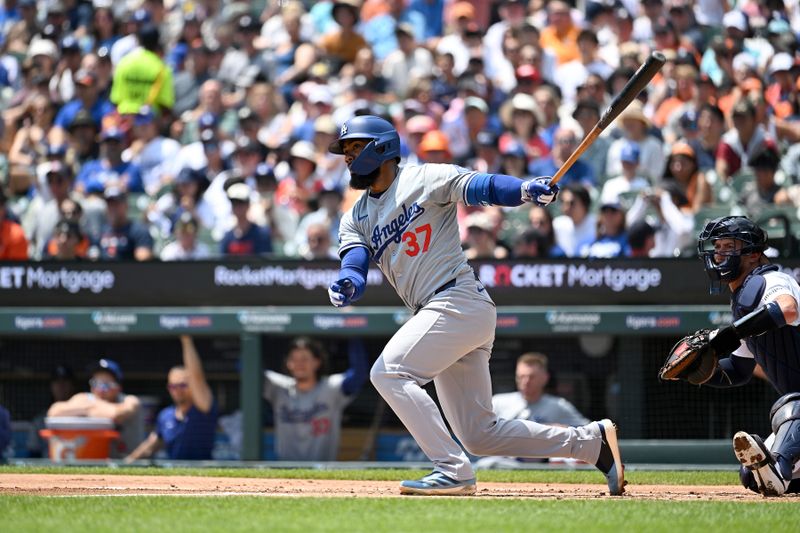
left=85, top=178, right=105, bottom=195
left=134, top=106, right=156, bottom=126
left=93, top=358, right=123, bottom=382
left=198, top=112, right=217, bottom=130
left=99, top=127, right=125, bottom=142
left=620, top=141, right=640, bottom=164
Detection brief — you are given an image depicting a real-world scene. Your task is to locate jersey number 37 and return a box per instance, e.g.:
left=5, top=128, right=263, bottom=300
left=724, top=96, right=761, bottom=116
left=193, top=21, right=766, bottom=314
left=402, top=223, right=432, bottom=257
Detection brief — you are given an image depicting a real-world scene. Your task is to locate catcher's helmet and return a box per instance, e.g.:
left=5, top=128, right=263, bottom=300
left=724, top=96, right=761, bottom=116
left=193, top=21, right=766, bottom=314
left=697, top=216, right=767, bottom=294
left=328, top=115, right=401, bottom=175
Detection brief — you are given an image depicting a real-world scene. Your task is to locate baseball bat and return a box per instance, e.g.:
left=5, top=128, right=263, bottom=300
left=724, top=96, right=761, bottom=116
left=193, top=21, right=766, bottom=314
left=547, top=51, right=666, bottom=187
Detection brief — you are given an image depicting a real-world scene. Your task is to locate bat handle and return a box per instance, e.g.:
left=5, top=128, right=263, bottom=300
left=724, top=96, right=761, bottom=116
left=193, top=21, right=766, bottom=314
left=547, top=127, right=601, bottom=188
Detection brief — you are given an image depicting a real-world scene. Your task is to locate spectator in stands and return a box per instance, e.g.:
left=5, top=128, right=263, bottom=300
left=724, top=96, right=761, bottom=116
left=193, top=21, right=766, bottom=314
left=382, top=23, right=433, bottom=100
left=152, top=167, right=214, bottom=237
left=300, top=221, right=338, bottom=260
left=554, top=29, right=613, bottom=106
left=530, top=125, right=595, bottom=190
left=552, top=184, right=595, bottom=258
left=111, top=23, right=174, bottom=115
left=43, top=219, right=84, bottom=260
left=740, top=146, right=790, bottom=219
left=220, top=183, right=272, bottom=256
left=318, top=0, right=368, bottom=70
left=476, top=352, right=589, bottom=468
left=606, top=101, right=665, bottom=182
left=263, top=337, right=369, bottom=461
left=76, top=127, right=144, bottom=193
left=689, top=103, right=726, bottom=172
left=662, top=141, right=712, bottom=213
left=463, top=211, right=508, bottom=260
left=48, top=358, right=144, bottom=458
left=571, top=100, right=610, bottom=184
left=469, top=130, right=502, bottom=175
left=0, top=189, right=28, bottom=260
left=627, top=182, right=695, bottom=257
left=173, top=42, right=214, bottom=117
left=628, top=220, right=657, bottom=258
left=581, top=198, right=630, bottom=258
left=49, top=68, right=114, bottom=148
left=512, top=228, right=549, bottom=258
left=97, top=187, right=154, bottom=261
left=498, top=140, right=531, bottom=180
left=0, top=404, right=9, bottom=463
left=533, top=85, right=562, bottom=150
left=765, top=53, right=797, bottom=120
left=498, top=93, right=549, bottom=163
left=65, top=109, right=100, bottom=169
left=441, top=96, right=489, bottom=162
left=8, top=94, right=56, bottom=177
left=539, top=0, right=580, bottom=66
left=528, top=205, right=565, bottom=257
left=275, top=140, right=321, bottom=219
left=417, top=129, right=452, bottom=164
left=716, top=99, right=773, bottom=183
left=600, top=141, right=650, bottom=203
left=21, top=161, right=76, bottom=260
left=125, top=336, right=217, bottom=461
left=160, top=212, right=211, bottom=261
left=127, top=106, right=181, bottom=197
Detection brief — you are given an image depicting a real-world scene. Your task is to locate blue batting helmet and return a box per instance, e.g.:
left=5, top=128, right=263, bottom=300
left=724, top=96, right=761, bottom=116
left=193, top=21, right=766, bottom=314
left=328, top=115, right=401, bottom=175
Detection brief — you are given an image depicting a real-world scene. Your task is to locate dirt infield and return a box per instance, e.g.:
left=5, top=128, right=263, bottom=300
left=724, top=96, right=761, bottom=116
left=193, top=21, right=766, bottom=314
left=0, top=473, right=791, bottom=501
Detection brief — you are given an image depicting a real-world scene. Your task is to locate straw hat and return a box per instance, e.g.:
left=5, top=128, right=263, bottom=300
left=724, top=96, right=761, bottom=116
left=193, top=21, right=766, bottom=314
left=618, top=100, right=651, bottom=128
left=499, top=93, right=545, bottom=129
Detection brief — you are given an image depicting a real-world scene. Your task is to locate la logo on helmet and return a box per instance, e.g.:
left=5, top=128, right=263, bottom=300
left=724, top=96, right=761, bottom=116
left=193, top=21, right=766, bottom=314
left=341, top=124, right=347, bottom=135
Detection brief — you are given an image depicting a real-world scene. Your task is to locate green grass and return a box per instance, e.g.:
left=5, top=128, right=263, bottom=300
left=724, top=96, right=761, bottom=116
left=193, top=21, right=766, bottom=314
left=0, top=465, right=740, bottom=485
left=1, top=496, right=797, bottom=533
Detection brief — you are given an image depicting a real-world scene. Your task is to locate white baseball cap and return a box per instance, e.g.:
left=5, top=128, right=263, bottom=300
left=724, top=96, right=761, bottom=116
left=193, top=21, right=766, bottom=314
left=722, top=10, right=747, bottom=32
left=769, top=52, right=794, bottom=75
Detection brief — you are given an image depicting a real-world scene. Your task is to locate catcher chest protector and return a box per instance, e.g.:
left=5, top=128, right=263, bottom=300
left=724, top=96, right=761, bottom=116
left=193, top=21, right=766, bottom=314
left=769, top=392, right=800, bottom=480
left=698, top=216, right=767, bottom=295
left=733, top=265, right=800, bottom=395
left=327, top=115, right=401, bottom=175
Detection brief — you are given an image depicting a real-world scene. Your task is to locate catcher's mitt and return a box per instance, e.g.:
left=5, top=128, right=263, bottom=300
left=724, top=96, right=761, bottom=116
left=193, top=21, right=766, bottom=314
left=659, top=329, right=718, bottom=385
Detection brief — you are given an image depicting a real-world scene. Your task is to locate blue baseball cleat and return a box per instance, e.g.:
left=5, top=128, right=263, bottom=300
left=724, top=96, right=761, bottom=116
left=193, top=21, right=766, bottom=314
left=595, top=419, right=626, bottom=496
left=399, top=471, right=477, bottom=496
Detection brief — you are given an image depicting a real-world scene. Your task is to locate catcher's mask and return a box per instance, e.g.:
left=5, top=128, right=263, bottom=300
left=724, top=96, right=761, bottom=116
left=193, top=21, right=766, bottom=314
left=697, top=216, right=767, bottom=294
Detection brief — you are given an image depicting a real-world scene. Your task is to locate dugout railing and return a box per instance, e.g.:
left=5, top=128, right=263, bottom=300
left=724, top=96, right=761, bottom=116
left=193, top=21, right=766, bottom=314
left=0, top=305, right=777, bottom=463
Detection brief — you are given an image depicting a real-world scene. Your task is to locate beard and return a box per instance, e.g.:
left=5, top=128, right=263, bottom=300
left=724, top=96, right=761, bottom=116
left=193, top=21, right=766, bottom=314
left=348, top=167, right=381, bottom=190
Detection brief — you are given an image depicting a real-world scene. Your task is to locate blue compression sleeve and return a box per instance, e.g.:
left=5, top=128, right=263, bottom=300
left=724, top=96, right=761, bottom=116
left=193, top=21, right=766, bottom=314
left=465, top=173, right=525, bottom=207
left=341, top=338, right=369, bottom=396
left=339, top=246, right=369, bottom=301
left=705, top=355, right=756, bottom=388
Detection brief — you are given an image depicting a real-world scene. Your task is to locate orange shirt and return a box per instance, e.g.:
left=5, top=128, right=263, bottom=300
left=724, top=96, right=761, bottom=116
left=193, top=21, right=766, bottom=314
left=320, top=30, right=369, bottom=64
left=539, top=25, right=580, bottom=65
left=0, top=219, right=29, bottom=260
left=653, top=96, right=687, bottom=128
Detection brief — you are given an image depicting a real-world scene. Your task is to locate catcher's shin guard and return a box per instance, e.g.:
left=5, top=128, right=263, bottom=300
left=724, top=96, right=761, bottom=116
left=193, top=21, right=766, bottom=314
left=733, top=432, right=788, bottom=496
left=769, top=393, right=800, bottom=480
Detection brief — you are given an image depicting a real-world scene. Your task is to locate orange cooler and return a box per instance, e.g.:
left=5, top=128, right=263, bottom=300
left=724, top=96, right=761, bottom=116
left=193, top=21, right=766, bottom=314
left=40, top=417, right=120, bottom=462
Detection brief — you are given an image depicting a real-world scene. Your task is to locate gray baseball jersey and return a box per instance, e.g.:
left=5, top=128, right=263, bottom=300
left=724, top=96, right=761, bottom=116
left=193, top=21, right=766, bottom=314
left=263, top=371, right=355, bottom=461
left=337, top=162, right=605, bottom=482
left=338, top=164, right=484, bottom=310
left=492, top=392, right=590, bottom=427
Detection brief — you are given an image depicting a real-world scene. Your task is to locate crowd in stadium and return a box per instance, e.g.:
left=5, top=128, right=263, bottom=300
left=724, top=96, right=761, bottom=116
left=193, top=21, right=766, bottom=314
left=0, top=0, right=799, bottom=262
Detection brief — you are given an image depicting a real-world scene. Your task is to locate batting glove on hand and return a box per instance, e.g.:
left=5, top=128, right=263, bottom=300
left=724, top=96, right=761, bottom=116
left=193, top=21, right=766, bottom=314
left=521, top=177, right=559, bottom=207
left=328, top=278, right=356, bottom=308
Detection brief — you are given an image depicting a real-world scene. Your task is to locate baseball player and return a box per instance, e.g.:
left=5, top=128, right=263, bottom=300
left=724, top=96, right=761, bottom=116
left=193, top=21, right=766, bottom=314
left=661, top=216, right=800, bottom=496
left=326, top=115, right=624, bottom=496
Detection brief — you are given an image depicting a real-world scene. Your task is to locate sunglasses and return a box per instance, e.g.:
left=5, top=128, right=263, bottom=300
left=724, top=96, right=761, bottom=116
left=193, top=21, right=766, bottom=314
left=89, top=378, right=118, bottom=391
left=167, top=382, right=189, bottom=391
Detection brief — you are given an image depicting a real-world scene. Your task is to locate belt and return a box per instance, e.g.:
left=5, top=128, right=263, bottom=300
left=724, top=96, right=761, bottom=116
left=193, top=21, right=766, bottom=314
left=434, top=278, right=457, bottom=295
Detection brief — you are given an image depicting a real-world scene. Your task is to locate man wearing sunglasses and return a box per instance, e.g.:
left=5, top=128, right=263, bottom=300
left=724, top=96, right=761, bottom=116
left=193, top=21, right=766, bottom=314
left=47, top=358, right=144, bottom=457
left=125, top=336, right=216, bottom=462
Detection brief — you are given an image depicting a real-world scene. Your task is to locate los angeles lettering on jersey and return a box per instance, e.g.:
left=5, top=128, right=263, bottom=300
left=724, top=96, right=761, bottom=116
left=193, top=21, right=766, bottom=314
left=372, top=202, right=425, bottom=260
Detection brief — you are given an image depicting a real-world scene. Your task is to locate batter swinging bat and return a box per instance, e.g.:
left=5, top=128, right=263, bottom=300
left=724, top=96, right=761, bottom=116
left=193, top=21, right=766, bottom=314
left=548, top=51, right=667, bottom=187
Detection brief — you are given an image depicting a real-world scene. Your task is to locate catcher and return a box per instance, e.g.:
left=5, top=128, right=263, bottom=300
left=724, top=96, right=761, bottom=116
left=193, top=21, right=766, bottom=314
left=660, top=216, right=800, bottom=496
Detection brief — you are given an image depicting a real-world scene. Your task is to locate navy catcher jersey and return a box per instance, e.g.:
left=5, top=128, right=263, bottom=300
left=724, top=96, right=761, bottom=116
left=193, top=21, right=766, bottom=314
left=731, top=265, right=800, bottom=394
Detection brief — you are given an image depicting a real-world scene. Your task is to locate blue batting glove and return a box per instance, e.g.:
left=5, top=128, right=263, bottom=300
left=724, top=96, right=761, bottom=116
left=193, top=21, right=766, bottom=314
left=521, top=177, right=560, bottom=207
left=328, top=278, right=356, bottom=308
